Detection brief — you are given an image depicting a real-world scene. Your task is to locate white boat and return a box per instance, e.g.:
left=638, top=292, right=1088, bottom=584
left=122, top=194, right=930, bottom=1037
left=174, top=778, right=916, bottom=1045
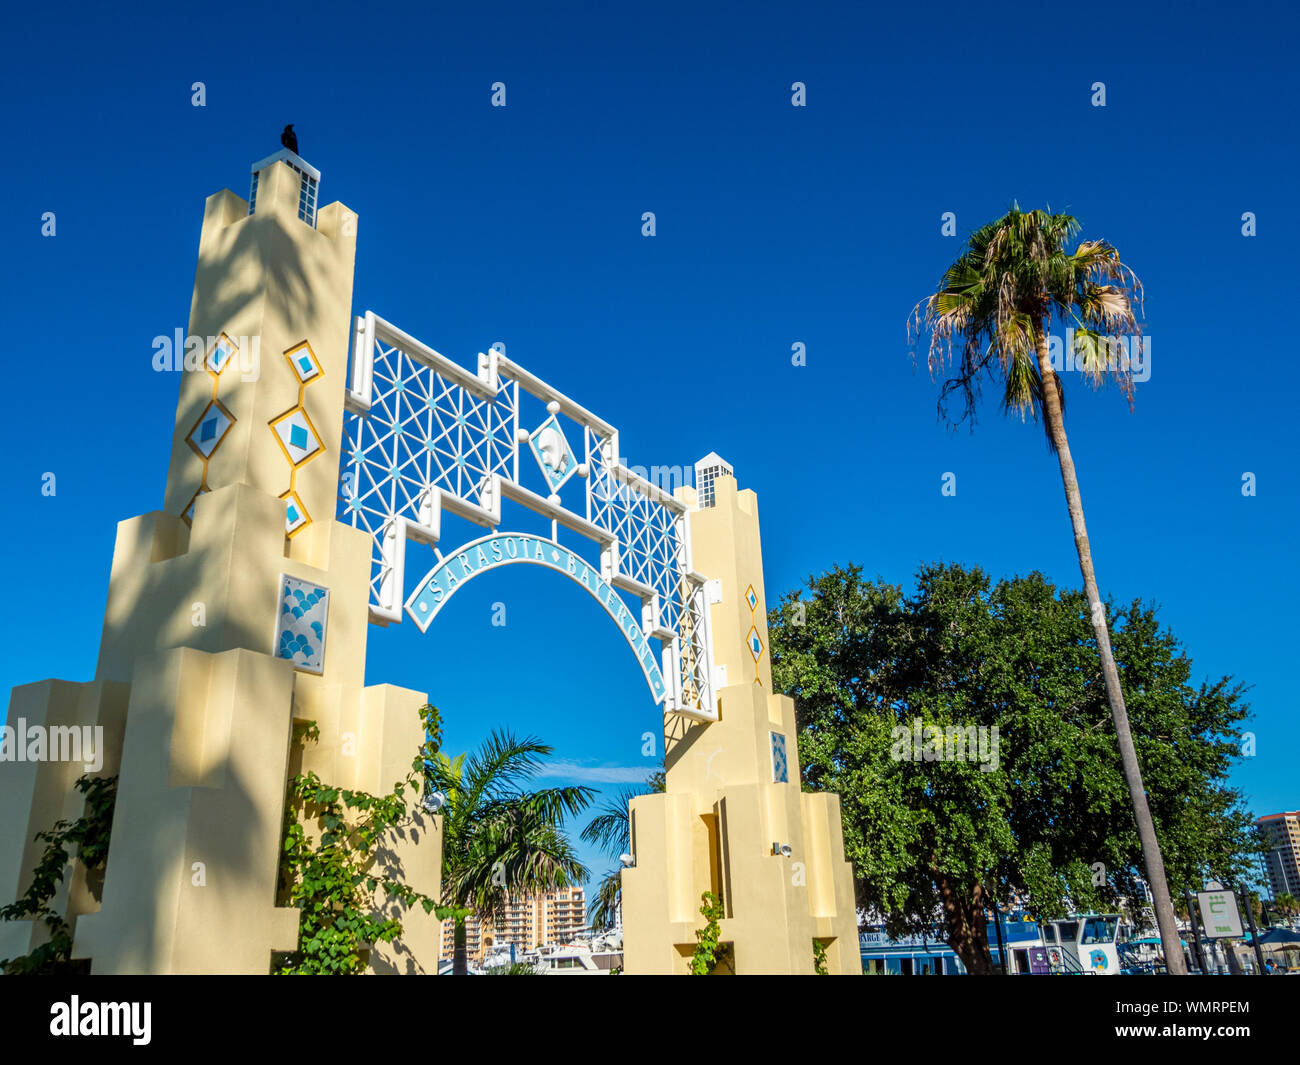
left=523, top=941, right=624, bottom=974
left=1041, top=914, right=1125, bottom=975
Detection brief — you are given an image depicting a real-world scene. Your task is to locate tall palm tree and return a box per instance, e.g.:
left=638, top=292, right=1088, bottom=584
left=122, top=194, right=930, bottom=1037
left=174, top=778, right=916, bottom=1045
left=425, top=730, right=594, bottom=975
left=581, top=770, right=665, bottom=931
left=909, top=204, right=1187, bottom=974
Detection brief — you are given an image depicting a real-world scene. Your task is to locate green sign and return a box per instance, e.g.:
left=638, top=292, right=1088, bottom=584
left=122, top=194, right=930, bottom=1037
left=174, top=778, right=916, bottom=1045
left=1196, top=889, right=1243, bottom=939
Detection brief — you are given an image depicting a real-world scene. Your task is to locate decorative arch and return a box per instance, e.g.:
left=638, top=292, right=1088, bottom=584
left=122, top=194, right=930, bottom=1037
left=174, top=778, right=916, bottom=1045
left=405, top=531, right=668, bottom=702
left=338, top=311, right=717, bottom=720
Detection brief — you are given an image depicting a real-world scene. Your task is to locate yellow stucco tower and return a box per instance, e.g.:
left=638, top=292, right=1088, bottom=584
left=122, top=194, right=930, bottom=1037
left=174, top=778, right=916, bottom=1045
left=1, top=148, right=859, bottom=975
left=1, top=150, right=441, bottom=974
left=621, top=464, right=861, bottom=974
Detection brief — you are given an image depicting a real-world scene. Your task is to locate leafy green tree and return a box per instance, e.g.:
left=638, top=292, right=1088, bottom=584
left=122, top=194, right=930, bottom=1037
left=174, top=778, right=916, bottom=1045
left=1275, top=893, right=1300, bottom=920
left=580, top=768, right=665, bottom=931
left=425, top=730, right=594, bottom=975
left=771, top=563, right=1260, bottom=975
left=909, top=205, right=1189, bottom=971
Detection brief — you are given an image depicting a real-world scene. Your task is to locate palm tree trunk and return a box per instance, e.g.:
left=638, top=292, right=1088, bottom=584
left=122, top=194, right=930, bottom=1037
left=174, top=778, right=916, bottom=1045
left=1033, top=318, right=1187, bottom=975
left=453, top=916, right=468, bottom=976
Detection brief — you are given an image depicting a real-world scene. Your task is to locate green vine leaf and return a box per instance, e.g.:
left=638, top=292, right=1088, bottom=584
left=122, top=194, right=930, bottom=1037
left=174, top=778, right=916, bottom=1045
left=0, top=775, right=118, bottom=975
left=274, top=706, right=443, bottom=975
left=690, top=891, right=730, bottom=975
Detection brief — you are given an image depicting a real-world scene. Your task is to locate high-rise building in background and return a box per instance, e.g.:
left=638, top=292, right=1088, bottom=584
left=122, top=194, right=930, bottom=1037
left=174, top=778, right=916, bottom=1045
left=1257, top=811, right=1300, bottom=900
left=440, top=886, right=587, bottom=960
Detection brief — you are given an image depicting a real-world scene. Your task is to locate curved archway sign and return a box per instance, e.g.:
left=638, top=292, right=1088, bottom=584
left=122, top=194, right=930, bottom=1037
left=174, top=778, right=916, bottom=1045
left=337, top=312, right=715, bottom=719
left=405, top=532, right=667, bottom=701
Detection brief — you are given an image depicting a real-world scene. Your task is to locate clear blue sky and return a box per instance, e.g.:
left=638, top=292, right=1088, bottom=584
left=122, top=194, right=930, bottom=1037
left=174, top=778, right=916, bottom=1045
left=2, top=1, right=1296, bottom=893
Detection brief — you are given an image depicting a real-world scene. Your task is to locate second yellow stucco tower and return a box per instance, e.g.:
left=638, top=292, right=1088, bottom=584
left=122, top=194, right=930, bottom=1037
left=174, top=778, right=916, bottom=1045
left=621, top=466, right=862, bottom=974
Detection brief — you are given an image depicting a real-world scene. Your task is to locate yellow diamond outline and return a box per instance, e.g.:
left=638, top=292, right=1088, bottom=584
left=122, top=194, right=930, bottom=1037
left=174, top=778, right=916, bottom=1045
left=181, top=485, right=210, bottom=528
left=279, top=488, right=312, bottom=538
left=205, top=332, right=240, bottom=379
left=186, top=397, right=236, bottom=460
left=283, top=340, right=323, bottom=385
left=269, top=405, right=326, bottom=469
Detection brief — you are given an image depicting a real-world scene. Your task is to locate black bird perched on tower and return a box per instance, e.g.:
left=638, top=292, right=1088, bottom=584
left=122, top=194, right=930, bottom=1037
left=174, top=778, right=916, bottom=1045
left=281, top=124, right=298, bottom=153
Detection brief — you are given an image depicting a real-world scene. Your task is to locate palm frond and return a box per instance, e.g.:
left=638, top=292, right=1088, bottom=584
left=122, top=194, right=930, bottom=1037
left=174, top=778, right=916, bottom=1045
left=475, top=784, right=595, bottom=828
left=1000, top=348, right=1042, bottom=421
left=450, top=817, right=589, bottom=921
left=910, top=204, right=1145, bottom=428
left=436, top=730, right=596, bottom=928
left=587, top=868, right=623, bottom=930
left=579, top=785, right=647, bottom=858
left=462, top=730, right=552, bottom=808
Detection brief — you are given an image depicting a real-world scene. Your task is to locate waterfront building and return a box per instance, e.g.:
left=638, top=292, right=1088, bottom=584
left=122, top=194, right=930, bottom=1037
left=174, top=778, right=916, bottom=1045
left=1258, top=811, right=1300, bottom=900
left=441, top=886, right=587, bottom=960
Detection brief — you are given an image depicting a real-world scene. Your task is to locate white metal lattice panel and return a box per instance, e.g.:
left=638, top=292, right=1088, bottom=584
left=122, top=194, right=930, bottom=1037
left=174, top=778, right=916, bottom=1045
left=337, top=311, right=716, bottom=720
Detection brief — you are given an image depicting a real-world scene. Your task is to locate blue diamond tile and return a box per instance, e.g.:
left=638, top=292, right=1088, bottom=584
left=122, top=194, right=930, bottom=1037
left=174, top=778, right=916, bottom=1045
left=284, top=343, right=321, bottom=383
left=187, top=400, right=233, bottom=460
left=271, top=408, right=323, bottom=466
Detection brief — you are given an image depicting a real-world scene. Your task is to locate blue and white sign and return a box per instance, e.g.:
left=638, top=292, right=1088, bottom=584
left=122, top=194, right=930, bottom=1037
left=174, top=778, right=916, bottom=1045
left=405, top=532, right=667, bottom=702
left=276, top=575, right=330, bottom=674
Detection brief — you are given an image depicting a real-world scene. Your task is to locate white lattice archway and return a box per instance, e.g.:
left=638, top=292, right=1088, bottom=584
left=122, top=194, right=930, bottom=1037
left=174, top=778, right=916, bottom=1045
left=337, top=312, right=718, bottom=720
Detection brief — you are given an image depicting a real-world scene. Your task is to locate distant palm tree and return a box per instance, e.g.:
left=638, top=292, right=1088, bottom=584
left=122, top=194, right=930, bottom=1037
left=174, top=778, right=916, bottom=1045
left=426, top=730, right=594, bottom=976
left=483, top=961, right=539, bottom=975
left=582, top=769, right=665, bottom=931
left=910, top=204, right=1187, bottom=974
